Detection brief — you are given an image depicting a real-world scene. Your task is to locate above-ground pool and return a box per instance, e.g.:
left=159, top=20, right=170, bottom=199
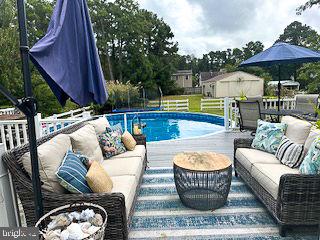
left=107, top=112, right=224, bottom=142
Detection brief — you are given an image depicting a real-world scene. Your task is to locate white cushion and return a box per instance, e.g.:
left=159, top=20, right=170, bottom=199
left=236, top=148, right=279, bottom=172
left=111, top=175, right=138, bottom=218
left=101, top=157, right=143, bottom=181
left=281, top=116, right=312, bottom=145
left=69, top=125, right=103, bottom=163
left=109, top=145, right=146, bottom=160
left=88, top=117, right=110, bottom=136
left=304, top=128, right=320, bottom=156
left=251, top=163, right=299, bottom=199
left=21, top=134, right=71, bottom=193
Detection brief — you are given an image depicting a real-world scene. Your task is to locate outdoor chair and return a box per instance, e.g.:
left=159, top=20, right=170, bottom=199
left=237, top=100, right=261, bottom=134
left=247, top=95, right=265, bottom=110
left=295, top=94, right=319, bottom=116
left=247, top=95, right=266, bottom=119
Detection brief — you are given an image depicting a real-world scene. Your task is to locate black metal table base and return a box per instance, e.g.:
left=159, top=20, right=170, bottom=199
left=173, top=164, right=232, bottom=211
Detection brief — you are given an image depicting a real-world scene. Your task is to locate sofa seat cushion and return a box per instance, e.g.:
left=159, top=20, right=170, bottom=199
left=109, top=145, right=146, bottom=160
left=111, top=175, right=138, bottom=218
left=21, top=134, right=71, bottom=193
left=236, top=148, right=279, bottom=172
left=251, top=163, right=299, bottom=199
left=101, top=157, right=143, bottom=181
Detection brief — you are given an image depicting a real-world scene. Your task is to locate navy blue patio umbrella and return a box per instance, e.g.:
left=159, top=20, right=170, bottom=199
left=30, top=0, right=108, bottom=106
left=0, top=0, right=108, bottom=221
left=239, top=42, right=320, bottom=111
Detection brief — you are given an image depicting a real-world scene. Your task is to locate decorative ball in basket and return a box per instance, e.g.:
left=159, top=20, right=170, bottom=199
left=35, top=203, right=107, bottom=240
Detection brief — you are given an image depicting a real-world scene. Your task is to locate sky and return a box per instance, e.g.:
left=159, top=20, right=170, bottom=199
left=137, top=0, right=320, bottom=57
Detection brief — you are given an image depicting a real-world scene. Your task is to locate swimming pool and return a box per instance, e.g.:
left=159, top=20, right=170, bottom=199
left=107, top=112, right=224, bottom=142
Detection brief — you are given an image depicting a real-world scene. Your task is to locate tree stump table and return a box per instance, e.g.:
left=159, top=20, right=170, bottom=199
left=173, top=152, right=232, bottom=210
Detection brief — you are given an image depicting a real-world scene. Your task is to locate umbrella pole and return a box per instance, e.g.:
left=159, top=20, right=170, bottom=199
left=277, top=65, right=281, bottom=121
left=16, top=0, right=44, bottom=220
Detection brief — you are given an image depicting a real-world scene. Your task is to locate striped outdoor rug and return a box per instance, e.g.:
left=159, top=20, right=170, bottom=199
left=129, top=167, right=318, bottom=240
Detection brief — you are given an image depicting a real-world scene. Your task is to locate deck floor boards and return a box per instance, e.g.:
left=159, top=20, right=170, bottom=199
left=146, top=131, right=251, bottom=168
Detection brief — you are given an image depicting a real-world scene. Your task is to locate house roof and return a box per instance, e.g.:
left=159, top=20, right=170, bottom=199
left=172, top=70, right=192, bottom=76
left=201, top=71, right=264, bottom=83
left=268, top=80, right=300, bottom=87
left=200, top=71, right=223, bottom=81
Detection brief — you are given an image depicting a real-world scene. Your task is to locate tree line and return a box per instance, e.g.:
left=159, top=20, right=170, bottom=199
left=0, top=0, right=319, bottom=116
left=177, top=21, right=320, bottom=92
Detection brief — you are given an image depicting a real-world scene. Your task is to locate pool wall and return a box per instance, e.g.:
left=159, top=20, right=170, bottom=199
left=106, top=112, right=224, bottom=125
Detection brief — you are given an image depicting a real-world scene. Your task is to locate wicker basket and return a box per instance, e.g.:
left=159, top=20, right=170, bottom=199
left=35, top=202, right=108, bottom=240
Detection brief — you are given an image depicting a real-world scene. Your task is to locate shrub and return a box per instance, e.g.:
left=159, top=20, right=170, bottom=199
left=93, top=81, right=141, bottom=114
left=167, top=86, right=184, bottom=95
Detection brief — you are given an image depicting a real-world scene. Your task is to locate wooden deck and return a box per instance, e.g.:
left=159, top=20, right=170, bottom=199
left=146, top=131, right=251, bottom=167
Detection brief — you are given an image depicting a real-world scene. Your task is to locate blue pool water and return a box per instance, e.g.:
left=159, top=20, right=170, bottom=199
left=107, top=112, right=224, bottom=142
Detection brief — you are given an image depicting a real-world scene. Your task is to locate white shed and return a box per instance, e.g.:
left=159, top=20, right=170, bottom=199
left=201, top=71, right=264, bottom=98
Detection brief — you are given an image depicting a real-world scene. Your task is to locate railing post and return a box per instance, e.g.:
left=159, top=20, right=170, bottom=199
left=82, top=111, right=91, bottom=119
left=0, top=143, right=19, bottom=227
left=224, top=97, right=230, bottom=131
left=187, top=99, right=189, bottom=111
left=124, top=113, right=127, bottom=132
left=34, top=113, right=42, bottom=138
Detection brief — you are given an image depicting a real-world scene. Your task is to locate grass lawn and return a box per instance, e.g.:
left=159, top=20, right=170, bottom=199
left=162, top=94, right=224, bottom=116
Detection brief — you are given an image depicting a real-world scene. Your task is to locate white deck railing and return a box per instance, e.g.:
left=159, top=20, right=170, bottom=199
left=0, top=108, right=16, bottom=115
left=149, top=99, right=189, bottom=111
left=223, top=98, right=299, bottom=130
left=49, top=106, right=92, bottom=119
left=0, top=107, right=92, bottom=151
left=200, top=98, right=224, bottom=111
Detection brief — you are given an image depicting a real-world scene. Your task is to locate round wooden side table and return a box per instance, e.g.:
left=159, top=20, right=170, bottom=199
left=173, top=152, right=232, bottom=210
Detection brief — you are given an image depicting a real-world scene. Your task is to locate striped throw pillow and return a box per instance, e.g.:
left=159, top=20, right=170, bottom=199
left=56, top=150, right=92, bottom=193
left=275, top=136, right=304, bottom=168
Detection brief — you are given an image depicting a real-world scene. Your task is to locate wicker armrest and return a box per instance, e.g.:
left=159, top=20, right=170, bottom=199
left=234, top=138, right=254, bottom=151
left=277, top=174, right=320, bottom=223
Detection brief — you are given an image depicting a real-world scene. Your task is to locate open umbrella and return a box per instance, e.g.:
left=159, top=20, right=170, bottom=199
left=239, top=42, right=320, bottom=112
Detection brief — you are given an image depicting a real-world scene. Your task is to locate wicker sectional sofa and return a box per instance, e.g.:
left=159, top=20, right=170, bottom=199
left=234, top=122, right=320, bottom=236
left=2, top=119, right=147, bottom=240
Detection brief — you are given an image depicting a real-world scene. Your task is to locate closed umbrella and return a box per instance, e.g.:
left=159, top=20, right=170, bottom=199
left=0, top=0, right=108, bottom=221
left=30, top=0, right=108, bottom=106
left=239, top=42, right=320, bottom=112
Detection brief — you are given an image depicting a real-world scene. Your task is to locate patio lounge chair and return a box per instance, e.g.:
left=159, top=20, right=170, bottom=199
left=295, top=94, right=319, bottom=116
left=2, top=119, right=147, bottom=240
left=237, top=100, right=261, bottom=134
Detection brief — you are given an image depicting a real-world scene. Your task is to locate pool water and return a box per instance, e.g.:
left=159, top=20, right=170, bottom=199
left=107, top=112, right=224, bottom=142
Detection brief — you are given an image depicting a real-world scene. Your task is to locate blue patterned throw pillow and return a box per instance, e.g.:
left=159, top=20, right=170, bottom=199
left=299, top=137, right=320, bottom=175
left=56, top=150, right=92, bottom=193
left=252, top=120, right=287, bottom=154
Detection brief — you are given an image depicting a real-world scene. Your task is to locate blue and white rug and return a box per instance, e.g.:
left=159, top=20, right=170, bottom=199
left=129, top=167, right=318, bottom=240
